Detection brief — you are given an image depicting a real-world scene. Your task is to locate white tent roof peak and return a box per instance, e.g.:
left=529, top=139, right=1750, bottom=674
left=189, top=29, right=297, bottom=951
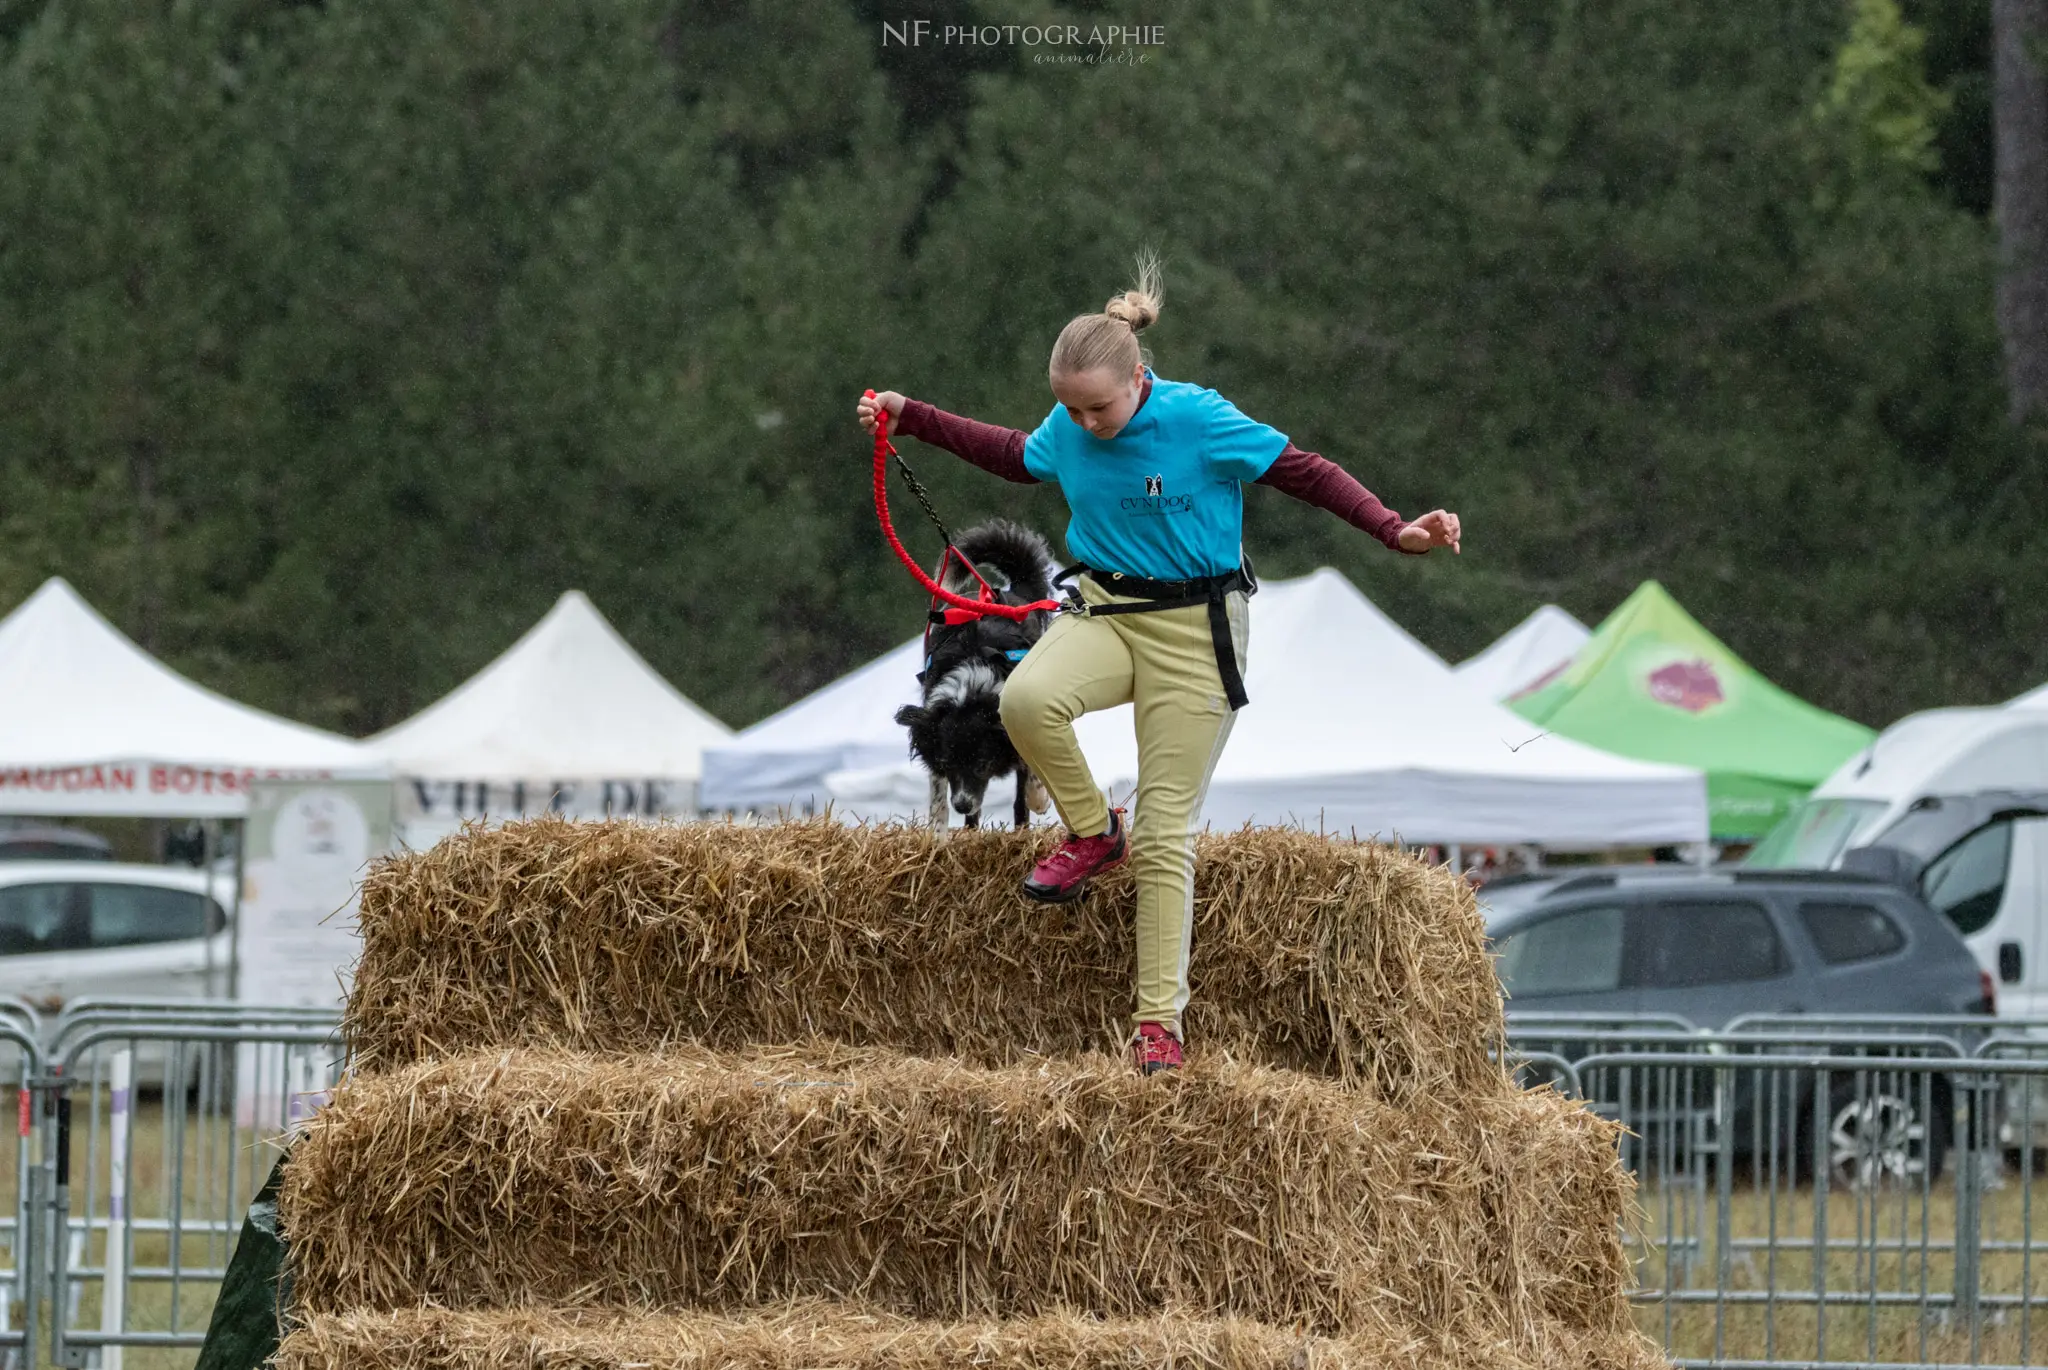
left=0, top=576, right=377, bottom=811
left=1453, top=603, right=1590, bottom=702
left=367, top=590, right=732, bottom=780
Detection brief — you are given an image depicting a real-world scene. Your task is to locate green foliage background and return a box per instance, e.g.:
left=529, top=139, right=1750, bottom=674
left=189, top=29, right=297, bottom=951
left=0, top=0, right=2039, bottom=734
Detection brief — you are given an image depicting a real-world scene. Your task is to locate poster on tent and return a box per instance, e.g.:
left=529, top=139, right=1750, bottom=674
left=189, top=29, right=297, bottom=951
left=235, top=777, right=393, bottom=1127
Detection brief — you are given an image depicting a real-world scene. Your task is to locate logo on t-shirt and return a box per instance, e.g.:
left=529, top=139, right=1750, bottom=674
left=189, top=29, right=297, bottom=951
left=1144, top=474, right=1164, bottom=496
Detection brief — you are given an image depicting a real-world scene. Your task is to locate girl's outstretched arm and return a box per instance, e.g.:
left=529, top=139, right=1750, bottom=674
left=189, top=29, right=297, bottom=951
left=1257, top=445, right=1426, bottom=553
left=857, top=390, right=1039, bottom=485
left=1257, top=445, right=1461, bottom=554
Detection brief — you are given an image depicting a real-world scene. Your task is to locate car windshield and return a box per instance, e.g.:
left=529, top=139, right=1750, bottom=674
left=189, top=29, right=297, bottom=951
left=1744, top=798, right=1887, bottom=869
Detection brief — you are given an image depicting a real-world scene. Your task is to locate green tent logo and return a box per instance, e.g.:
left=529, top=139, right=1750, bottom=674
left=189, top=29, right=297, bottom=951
left=1647, top=658, right=1724, bottom=713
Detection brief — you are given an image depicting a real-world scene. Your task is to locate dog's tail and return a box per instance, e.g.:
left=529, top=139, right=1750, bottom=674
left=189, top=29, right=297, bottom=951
left=942, top=519, right=1056, bottom=604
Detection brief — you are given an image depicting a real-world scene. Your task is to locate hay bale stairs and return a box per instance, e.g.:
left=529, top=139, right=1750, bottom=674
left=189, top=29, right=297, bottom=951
left=281, top=818, right=1666, bottom=1369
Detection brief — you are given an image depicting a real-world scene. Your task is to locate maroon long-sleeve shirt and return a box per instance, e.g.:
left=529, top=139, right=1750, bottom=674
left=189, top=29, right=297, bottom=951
left=895, top=380, right=1421, bottom=555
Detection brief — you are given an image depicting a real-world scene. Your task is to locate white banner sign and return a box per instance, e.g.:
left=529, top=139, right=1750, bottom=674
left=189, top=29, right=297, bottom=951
left=238, top=778, right=395, bottom=1008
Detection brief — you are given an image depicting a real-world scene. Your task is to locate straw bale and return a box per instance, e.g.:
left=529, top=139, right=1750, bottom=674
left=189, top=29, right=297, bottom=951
left=346, top=818, right=1503, bottom=1096
left=275, top=1303, right=1669, bottom=1370
left=282, top=1046, right=1633, bottom=1346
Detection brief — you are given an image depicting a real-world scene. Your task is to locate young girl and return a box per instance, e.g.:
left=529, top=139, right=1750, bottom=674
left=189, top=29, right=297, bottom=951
left=856, top=260, right=1462, bottom=1075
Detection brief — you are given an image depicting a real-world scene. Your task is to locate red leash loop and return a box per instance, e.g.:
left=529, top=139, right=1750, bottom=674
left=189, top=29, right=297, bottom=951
left=868, top=390, right=1061, bottom=622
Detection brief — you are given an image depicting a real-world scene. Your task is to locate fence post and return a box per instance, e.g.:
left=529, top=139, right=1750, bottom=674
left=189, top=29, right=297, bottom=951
left=1713, top=1061, right=1733, bottom=1363
left=1813, top=1067, right=1830, bottom=1363
left=100, top=1048, right=131, bottom=1370
left=1955, top=1074, right=1985, bottom=1346
left=18, top=1080, right=41, bottom=1370
left=48, top=1080, right=77, bottom=1370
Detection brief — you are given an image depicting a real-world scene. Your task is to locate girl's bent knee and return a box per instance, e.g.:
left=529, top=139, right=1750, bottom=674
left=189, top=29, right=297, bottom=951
left=999, top=676, right=1059, bottom=734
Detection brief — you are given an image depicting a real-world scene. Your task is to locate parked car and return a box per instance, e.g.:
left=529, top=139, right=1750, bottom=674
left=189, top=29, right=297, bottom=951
left=1485, top=867, right=1991, bottom=1181
left=0, top=862, right=234, bottom=1011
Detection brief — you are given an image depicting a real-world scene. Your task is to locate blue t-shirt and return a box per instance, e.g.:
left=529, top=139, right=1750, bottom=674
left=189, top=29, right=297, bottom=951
left=1021, top=372, right=1287, bottom=581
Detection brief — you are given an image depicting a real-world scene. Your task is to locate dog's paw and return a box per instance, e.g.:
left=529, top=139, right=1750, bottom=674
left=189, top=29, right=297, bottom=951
left=1025, top=774, right=1052, bottom=814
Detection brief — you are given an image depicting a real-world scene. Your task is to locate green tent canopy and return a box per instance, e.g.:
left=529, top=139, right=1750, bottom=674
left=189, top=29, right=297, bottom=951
left=1510, top=581, right=1874, bottom=840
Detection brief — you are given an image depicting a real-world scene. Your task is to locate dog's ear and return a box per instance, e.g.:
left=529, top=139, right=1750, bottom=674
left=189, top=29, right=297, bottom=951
left=895, top=703, right=936, bottom=766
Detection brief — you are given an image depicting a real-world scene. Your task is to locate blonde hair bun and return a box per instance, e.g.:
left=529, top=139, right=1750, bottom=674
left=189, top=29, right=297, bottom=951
left=1050, top=251, right=1164, bottom=376
left=1104, top=292, right=1158, bottom=333
left=1104, top=250, right=1163, bottom=331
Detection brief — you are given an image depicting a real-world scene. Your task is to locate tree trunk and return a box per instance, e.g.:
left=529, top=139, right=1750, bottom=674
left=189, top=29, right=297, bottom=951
left=1995, top=0, right=2048, bottom=421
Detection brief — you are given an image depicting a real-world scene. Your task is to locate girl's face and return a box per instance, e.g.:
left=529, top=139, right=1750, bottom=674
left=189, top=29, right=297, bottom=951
left=1051, top=363, right=1145, bottom=439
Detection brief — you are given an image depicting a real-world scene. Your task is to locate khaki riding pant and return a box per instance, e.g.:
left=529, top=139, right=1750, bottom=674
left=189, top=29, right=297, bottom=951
left=999, top=575, right=1248, bottom=1037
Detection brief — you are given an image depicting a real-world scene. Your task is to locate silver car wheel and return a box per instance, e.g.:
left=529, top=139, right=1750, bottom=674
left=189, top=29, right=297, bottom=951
left=1830, top=1092, right=1926, bottom=1189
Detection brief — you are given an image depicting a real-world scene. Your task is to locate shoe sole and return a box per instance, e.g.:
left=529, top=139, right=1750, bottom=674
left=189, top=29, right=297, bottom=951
left=1019, top=878, right=1090, bottom=904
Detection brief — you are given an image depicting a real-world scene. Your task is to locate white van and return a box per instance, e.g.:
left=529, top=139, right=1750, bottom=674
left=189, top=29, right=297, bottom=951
left=1749, top=703, right=2048, bottom=1000
left=1748, top=706, right=2048, bottom=872
left=1915, top=814, right=2048, bottom=1015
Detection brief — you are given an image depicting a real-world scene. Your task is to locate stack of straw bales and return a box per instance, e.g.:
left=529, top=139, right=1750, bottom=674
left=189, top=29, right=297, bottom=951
left=279, top=817, right=1665, bottom=1369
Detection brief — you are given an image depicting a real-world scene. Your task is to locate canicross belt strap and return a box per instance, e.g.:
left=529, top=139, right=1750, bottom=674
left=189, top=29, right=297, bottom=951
left=1052, top=560, right=1258, bottom=710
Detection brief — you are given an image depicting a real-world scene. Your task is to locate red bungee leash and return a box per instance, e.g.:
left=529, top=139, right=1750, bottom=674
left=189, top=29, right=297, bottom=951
left=867, top=390, right=1062, bottom=623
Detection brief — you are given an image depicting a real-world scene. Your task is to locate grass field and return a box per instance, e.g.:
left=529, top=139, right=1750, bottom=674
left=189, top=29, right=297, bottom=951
left=1633, top=1160, right=2048, bottom=1365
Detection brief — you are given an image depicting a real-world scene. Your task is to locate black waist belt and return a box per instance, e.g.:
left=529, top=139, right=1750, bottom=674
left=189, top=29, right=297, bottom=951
left=1054, top=560, right=1258, bottom=710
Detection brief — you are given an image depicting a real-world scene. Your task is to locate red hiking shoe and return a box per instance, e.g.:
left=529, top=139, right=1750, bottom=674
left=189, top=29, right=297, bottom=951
left=1020, top=808, right=1127, bottom=903
left=1131, top=1022, right=1184, bottom=1076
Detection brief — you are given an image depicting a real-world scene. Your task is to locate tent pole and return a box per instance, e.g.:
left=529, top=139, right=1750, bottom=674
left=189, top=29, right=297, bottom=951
left=200, top=819, right=216, bottom=998
left=228, top=816, right=247, bottom=1001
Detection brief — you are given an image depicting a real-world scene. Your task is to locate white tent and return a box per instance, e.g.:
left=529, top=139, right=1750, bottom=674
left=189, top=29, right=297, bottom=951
left=0, top=578, right=380, bottom=817
left=1453, top=604, right=1590, bottom=701
left=722, top=569, right=1707, bottom=845
left=1069, top=569, right=1701, bottom=844
left=700, top=636, right=924, bottom=814
left=2013, top=681, right=2048, bottom=709
left=369, top=591, right=732, bottom=838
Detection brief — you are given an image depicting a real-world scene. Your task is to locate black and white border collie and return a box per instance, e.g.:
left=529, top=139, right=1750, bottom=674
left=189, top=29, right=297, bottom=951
left=894, top=519, right=1057, bottom=828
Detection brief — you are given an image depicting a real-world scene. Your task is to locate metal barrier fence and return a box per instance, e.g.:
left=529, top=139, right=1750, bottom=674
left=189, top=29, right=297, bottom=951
left=0, top=1001, right=340, bottom=1370
left=1506, top=1011, right=2048, bottom=1370
left=13, top=1002, right=2048, bottom=1368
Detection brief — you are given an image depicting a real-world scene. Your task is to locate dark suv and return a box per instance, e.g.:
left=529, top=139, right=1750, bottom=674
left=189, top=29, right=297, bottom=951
left=1484, top=867, right=1992, bottom=1180
left=1484, top=867, right=1990, bottom=1025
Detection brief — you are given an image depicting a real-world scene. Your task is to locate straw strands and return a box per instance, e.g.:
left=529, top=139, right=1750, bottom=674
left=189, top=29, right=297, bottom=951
left=281, top=1045, right=1634, bottom=1347
left=347, top=817, right=1504, bottom=1097
left=274, top=1303, right=1670, bottom=1370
